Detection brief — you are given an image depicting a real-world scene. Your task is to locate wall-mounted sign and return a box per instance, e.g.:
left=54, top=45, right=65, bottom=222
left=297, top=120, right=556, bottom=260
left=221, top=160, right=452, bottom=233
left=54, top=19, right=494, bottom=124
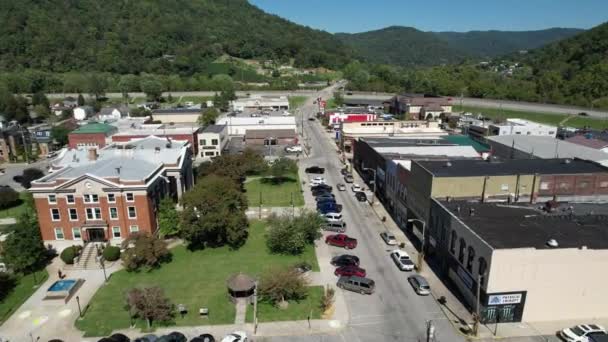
left=488, top=293, right=522, bottom=306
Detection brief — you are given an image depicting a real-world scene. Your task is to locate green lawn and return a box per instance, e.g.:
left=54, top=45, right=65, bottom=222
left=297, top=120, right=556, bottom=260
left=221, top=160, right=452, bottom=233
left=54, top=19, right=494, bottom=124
left=0, top=192, right=28, bottom=219
left=245, top=286, right=324, bottom=323
left=0, top=270, right=49, bottom=324
left=245, top=174, right=304, bottom=207
left=454, top=105, right=608, bottom=129
left=75, top=221, right=319, bottom=336
left=288, top=96, right=308, bottom=109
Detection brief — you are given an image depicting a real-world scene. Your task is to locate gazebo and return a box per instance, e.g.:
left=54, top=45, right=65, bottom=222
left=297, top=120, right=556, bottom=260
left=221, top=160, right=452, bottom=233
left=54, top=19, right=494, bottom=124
left=226, top=273, right=256, bottom=302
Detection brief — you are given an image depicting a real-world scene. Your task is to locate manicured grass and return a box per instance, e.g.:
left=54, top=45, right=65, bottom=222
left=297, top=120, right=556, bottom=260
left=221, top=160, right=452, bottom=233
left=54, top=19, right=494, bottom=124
left=245, top=286, right=324, bottom=323
left=245, top=173, right=304, bottom=207
left=75, top=221, right=318, bottom=336
left=0, top=192, right=28, bottom=219
left=288, top=96, right=308, bottom=109
left=0, top=270, right=49, bottom=324
left=454, top=105, right=608, bottom=129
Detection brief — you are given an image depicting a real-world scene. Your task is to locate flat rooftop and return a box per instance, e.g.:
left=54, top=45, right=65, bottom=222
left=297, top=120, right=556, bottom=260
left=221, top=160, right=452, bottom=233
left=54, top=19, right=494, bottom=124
left=417, top=158, right=607, bottom=177
left=362, top=135, right=491, bottom=153
left=202, top=125, right=226, bottom=133
left=437, top=199, right=608, bottom=249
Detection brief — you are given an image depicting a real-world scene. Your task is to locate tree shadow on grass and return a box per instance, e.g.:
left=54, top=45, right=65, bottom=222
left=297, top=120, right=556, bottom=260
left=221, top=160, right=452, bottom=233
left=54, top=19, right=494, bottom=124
left=259, top=176, right=296, bottom=185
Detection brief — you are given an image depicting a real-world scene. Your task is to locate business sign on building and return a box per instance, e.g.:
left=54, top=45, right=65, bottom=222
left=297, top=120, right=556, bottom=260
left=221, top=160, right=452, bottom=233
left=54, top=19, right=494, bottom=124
left=487, top=293, right=523, bottom=306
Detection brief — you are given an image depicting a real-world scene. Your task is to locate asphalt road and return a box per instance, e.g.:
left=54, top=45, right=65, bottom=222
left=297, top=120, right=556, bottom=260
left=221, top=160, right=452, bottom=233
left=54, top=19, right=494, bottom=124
left=279, top=85, right=464, bottom=342
left=0, top=159, right=51, bottom=191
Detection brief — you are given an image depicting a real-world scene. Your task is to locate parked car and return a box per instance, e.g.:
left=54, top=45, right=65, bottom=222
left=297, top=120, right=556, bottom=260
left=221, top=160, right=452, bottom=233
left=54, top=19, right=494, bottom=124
left=351, top=184, right=362, bottom=192
left=305, top=166, right=325, bottom=174
left=340, top=167, right=349, bottom=175
left=355, top=191, right=367, bottom=202
left=250, top=113, right=260, bottom=117
left=335, top=265, right=366, bottom=277
left=308, top=117, right=315, bottom=121
left=312, top=188, right=333, bottom=197
left=285, top=145, right=303, bottom=153
left=318, top=202, right=343, bottom=214
left=579, top=112, right=589, bottom=116
left=316, top=198, right=337, bottom=207
left=322, top=221, right=347, bottom=233
left=282, top=111, right=291, bottom=116
left=331, top=254, right=360, bottom=267
left=337, top=276, right=375, bottom=295
left=315, top=193, right=335, bottom=201
left=323, top=212, right=343, bottom=222
left=337, top=183, right=346, bottom=191
left=344, top=174, right=354, bottom=183
left=560, top=324, right=606, bottom=342
left=380, top=232, right=398, bottom=246
left=310, top=177, right=326, bottom=186
left=391, top=250, right=415, bottom=271
left=221, top=331, right=248, bottom=342
left=326, top=234, right=357, bottom=249
left=408, top=274, right=430, bottom=295
left=311, top=184, right=332, bottom=192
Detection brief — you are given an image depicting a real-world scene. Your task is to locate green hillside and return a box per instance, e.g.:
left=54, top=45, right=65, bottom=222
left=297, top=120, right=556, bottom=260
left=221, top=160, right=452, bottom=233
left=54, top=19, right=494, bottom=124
left=0, top=0, right=352, bottom=74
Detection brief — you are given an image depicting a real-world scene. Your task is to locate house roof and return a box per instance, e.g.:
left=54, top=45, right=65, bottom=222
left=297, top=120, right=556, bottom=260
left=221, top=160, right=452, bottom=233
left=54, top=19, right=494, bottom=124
left=486, top=135, right=608, bottom=164
left=565, top=134, right=608, bottom=150
left=202, top=125, right=227, bottom=134
left=417, top=158, right=608, bottom=177
left=437, top=199, right=608, bottom=250
left=70, top=122, right=117, bottom=135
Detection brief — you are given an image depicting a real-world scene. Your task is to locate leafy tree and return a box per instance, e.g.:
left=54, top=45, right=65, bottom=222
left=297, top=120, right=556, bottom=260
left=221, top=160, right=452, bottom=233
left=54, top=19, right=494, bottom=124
left=141, top=79, right=163, bottom=101
left=77, top=93, right=85, bottom=106
left=86, top=74, right=107, bottom=100
left=269, top=157, right=298, bottom=181
left=197, top=107, right=220, bottom=127
left=32, top=91, right=49, bottom=108
left=196, top=149, right=266, bottom=182
left=258, top=266, right=309, bottom=305
left=121, top=233, right=171, bottom=271
left=266, top=211, right=322, bottom=254
left=126, top=286, right=175, bottom=329
left=333, top=91, right=344, bottom=107
left=0, top=273, right=16, bottom=301
left=158, top=198, right=180, bottom=238
left=51, top=125, right=71, bottom=146
left=180, top=175, right=248, bottom=249
left=130, top=107, right=151, bottom=117
left=2, top=218, right=46, bottom=273
left=18, top=168, right=44, bottom=189
left=0, top=186, right=20, bottom=209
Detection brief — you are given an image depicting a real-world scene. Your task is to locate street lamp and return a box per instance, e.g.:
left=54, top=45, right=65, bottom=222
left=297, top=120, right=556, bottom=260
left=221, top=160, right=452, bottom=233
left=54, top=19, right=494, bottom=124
left=362, top=167, right=377, bottom=204
left=76, top=295, right=82, bottom=318
left=407, top=218, right=426, bottom=271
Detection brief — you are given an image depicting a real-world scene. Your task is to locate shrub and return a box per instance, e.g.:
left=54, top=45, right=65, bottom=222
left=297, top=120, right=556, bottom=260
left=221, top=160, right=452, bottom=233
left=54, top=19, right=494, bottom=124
left=258, top=266, right=309, bottom=305
left=0, top=186, right=20, bottom=209
left=121, top=233, right=170, bottom=271
left=0, top=273, right=17, bottom=301
left=102, top=245, right=121, bottom=261
left=319, top=287, right=335, bottom=312
left=60, top=245, right=81, bottom=264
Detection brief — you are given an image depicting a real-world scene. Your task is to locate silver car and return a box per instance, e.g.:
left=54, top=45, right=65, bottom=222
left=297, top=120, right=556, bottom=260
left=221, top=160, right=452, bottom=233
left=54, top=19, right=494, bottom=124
left=380, top=232, right=397, bottom=245
left=323, top=221, right=347, bottom=233
left=408, top=274, right=430, bottom=296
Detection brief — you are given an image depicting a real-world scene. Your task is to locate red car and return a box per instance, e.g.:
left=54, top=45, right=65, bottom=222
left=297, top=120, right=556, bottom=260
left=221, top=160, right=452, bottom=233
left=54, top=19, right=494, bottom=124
left=334, top=265, right=366, bottom=277
left=325, top=234, right=358, bottom=249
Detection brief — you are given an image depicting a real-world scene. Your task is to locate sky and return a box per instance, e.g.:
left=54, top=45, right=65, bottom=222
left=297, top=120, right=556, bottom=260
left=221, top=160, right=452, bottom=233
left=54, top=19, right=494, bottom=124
left=250, top=0, right=608, bottom=33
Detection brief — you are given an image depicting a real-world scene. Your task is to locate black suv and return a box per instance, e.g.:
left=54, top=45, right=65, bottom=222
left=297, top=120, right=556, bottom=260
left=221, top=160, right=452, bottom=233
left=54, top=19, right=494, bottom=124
left=331, top=254, right=360, bottom=267
left=355, top=192, right=367, bottom=202
left=305, top=166, right=325, bottom=174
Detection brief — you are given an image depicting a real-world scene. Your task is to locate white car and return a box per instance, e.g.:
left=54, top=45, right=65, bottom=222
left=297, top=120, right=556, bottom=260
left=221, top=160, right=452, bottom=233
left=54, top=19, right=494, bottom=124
left=282, top=111, right=291, bottom=116
left=380, top=232, right=398, bottom=246
left=221, top=331, right=248, bottom=342
left=323, top=212, right=343, bottom=222
left=351, top=184, right=362, bottom=192
left=285, top=145, right=303, bottom=153
left=390, top=250, right=415, bottom=271
left=560, top=324, right=606, bottom=342
left=337, top=183, right=346, bottom=191
left=310, top=177, right=326, bottom=186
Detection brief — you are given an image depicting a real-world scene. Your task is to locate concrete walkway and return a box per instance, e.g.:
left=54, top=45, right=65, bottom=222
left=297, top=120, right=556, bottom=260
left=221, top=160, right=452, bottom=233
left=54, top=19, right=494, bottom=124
left=245, top=206, right=302, bottom=219
left=234, top=299, right=247, bottom=324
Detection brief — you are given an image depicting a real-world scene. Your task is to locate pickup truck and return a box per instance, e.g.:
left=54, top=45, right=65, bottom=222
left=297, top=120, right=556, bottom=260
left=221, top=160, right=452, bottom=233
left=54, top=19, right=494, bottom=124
left=325, top=234, right=357, bottom=249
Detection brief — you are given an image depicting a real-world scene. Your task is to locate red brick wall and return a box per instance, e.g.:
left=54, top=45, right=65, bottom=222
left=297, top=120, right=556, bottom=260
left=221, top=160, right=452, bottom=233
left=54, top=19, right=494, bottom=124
left=538, top=173, right=608, bottom=197
left=68, top=133, right=107, bottom=148
left=35, top=192, right=157, bottom=242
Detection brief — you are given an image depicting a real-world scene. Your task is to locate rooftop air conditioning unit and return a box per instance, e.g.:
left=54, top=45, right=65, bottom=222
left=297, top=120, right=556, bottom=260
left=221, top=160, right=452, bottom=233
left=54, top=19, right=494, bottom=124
left=546, top=239, right=559, bottom=248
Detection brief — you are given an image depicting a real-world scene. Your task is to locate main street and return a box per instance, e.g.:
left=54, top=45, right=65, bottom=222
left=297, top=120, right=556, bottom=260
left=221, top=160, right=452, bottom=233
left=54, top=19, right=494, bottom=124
left=272, top=85, right=465, bottom=342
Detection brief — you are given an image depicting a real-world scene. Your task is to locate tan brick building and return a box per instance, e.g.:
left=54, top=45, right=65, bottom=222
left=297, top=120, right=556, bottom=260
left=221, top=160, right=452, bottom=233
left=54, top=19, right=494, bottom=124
left=29, top=136, right=193, bottom=250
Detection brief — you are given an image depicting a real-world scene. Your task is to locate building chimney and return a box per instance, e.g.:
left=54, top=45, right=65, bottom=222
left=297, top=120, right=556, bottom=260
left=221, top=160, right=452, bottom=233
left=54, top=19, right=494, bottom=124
left=87, top=148, right=98, bottom=161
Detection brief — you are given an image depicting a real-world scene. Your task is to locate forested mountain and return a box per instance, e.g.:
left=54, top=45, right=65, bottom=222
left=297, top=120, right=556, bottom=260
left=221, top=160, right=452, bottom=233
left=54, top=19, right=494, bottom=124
left=336, top=27, right=470, bottom=67
left=0, top=0, right=352, bottom=74
left=344, top=22, right=608, bottom=109
left=337, top=26, right=583, bottom=67
left=434, top=28, right=583, bottom=58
